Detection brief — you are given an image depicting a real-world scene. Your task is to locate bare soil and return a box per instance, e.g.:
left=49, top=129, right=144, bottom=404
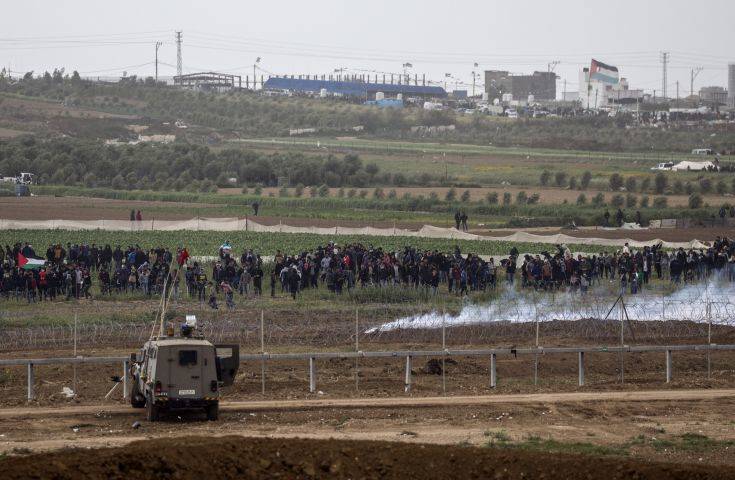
left=1, top=195, right=730, bottom=242
left=4, top=435, right=731, bottom=480
left=1, top=395, right=735, bottom=478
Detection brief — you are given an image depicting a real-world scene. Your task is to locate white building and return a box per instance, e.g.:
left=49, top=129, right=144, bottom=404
left=578, top=59, right=644, bottom=110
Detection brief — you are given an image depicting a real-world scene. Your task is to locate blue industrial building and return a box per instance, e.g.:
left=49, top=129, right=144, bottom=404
left=263, top=76, right=446, bottom=100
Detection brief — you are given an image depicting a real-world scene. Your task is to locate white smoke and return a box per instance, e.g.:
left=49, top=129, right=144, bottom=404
left=367, top=281, right=735, bottom=333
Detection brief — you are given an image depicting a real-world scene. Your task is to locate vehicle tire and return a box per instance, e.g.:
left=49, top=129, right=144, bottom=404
left=146, top=395, right=159, bottom=422
left=130, top=381, right=145, bottom=409
left=205, top=402, right=219, bottom=421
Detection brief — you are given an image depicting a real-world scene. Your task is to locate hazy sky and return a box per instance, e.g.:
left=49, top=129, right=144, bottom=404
left=2, top=0, right=734, bottom=95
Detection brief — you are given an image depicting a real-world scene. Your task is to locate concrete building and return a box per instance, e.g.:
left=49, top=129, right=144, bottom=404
left=484, top=70, right=556, bottom=102
left=729, top=63, right=735, bottom=108
left=699, top=86, right=729, bottom=106
left=578, top=59, right=644, bottom=110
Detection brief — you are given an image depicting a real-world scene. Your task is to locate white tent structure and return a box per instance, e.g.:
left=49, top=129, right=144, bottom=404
left=671, top=160, right=717, bottom=172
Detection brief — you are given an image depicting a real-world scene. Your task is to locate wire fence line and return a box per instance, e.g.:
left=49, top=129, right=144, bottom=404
left=2, top=293, right=734, bottom=353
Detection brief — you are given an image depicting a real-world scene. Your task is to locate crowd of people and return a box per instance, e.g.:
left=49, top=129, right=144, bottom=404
left=1, top=236, right=734, bottom=306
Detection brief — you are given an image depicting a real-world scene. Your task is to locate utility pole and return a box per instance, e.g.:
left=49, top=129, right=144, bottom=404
left=154, top=41, right=163, bottom=83
left=175, top=31, right=183, bottom=78
left=661, top=52, right=669, bottom=100
left=676, top=80, right=679, bottom=105
left=690, top=67, right=703, bottom=97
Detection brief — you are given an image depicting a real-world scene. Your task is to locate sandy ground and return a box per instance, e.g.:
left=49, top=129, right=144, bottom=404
left=1, top=391, right=734, bottom=470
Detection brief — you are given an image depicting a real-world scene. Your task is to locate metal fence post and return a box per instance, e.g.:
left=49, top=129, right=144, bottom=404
left=27, top=363, right=34, bottom=401
left=122, top=360, right=128, bottom=399
left=666, top=350, right=672, bottom=383
left=404, top=356, right=412, bottom=393
left=578, top=352, right=585, bottom=387
left=309, top=357, right=316, bottom=394
left=490, top=353, right=497, bottom=388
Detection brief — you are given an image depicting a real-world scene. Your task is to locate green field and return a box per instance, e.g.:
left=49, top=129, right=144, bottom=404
left=0, top=229, right=610, bottom=257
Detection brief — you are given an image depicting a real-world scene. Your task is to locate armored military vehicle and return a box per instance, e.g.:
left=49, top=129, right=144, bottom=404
left=129, top=315, right=239, bottom=421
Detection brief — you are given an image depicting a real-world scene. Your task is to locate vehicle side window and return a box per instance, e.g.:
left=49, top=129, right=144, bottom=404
left=179, top=350, right=198, bottom=366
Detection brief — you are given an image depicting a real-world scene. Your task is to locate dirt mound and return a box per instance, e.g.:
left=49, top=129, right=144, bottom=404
left=1, top=435, right=729, bottom=479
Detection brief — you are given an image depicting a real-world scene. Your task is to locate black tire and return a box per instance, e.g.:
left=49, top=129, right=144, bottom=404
left=205, top=402, right=219, bottom=421
left=146, top=395, right=159, bottom=422
left=130, top=381, right=145, bottom=409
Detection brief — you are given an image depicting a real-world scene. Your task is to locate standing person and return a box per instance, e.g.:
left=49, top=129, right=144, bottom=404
left=269, top=270, right=276, bottom=298
left=136, top=210, right=142, bottom=222
left=220, top=280, right=235, bottom=310
left=130, top=209, right=135, bottom=222
left=603, top=209, right=610, bottom=227
left=454, top=210, right=461, bottom=230
left=252, top=201, right=260, bottom=216
left=635, top=210, right=642, bottom=226
left=251, top=264, right=263, bottom=295
left=460, top=211, right=468, bottom=232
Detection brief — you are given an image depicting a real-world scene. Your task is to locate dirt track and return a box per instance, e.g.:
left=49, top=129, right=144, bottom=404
left=3, top=389, right=734, bottom=419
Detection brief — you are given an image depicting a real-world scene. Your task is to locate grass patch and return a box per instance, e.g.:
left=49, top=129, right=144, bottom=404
left=487, top=435, right=630, bottom=457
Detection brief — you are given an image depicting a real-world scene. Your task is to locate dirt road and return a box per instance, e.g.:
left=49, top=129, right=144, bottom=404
left=3, top=388, right=734, bottom=419
left=2, top=389, right=735, bottom=474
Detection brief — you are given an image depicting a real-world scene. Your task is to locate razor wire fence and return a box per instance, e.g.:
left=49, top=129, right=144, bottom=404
left=2, top=292, right=735, bottom=353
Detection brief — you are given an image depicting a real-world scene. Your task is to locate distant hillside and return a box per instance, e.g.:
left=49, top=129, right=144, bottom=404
left=1, top=72, right=734, bottom=153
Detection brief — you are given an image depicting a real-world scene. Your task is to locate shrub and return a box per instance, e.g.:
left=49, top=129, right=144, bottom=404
left=540, top=170, right=551, bottom=186
left=254, top=185, right=263, bottom=195
left=569, top=176, right=578, bottom=190
left=625, top=193, right=637, bottom=208
left=460, top=190, right=471, bottom=202
left=445, top=187, right=457, bottom=202
left=640, top=177, right=651, bottom=193
left=591, top=192, right=605, bottom=206
left=699, top=178, right=712, bottom=194
left=716, top=180, right=727, bottom=195
left=672, top=180, right=684, bottom=194
left=486, top=192, right=499, bottom=205
left=516, top=191, right=528, bottom=205
left=358, top=190, right=368, bottom=198
left=609, top=173, right=624, bottom=191
left=241, top=186, right=248, bottom=194
left=388, top=189, right=397, bottom=199
left=580, top=171, right=592, bottom=189
left=688, top=193, right=703, bottom=209
left=685, top=182, right=694, bottom=195
left=527, top=193, right=540, bottom=204
left=309, top=186, right=318, bottom=197
left=347, top=188, right=356, bottom=198
left=611, top=194, right=625, bottom=207
left=625, top=177, right=637, bottom=193
left=576, top=193, right=587, bottom=205
left=337, top=187, right=345, bottom=198
left=640, top=196, right=649, bottom=208
left=294, top=184, right=304, bottom=197
left=502, top=192, right=512, bottom=205
left=554, top=171, right=567, bottom=187
left=654, top=173, right=667, bottom=194
left=653, top=196, right=668, bottom=208
left=278, top=186, right=289, bottom=197
left=373, top=187, right=385, bottom=199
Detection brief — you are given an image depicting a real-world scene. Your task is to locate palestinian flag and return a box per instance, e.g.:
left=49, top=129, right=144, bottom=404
left=590, top=59, right=619, bottom=85
left=17, top=253, right=45, bottom=270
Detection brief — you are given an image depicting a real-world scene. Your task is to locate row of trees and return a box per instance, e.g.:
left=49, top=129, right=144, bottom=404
left=0, top=137, right=451, bottom=190
left=540, top=169, right=735, bottom=196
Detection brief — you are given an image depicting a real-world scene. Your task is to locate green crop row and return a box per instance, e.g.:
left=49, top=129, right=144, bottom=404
left=0, top=230, right=610, bottom=257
